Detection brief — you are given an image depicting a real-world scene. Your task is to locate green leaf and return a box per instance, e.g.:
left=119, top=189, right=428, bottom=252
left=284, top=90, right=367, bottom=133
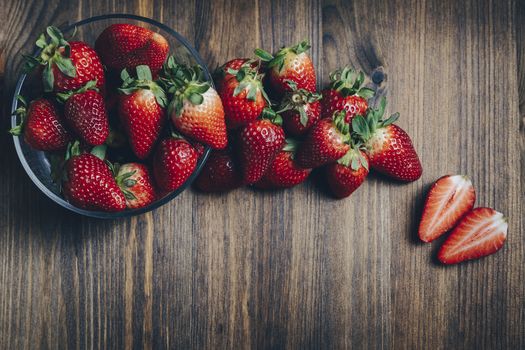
left=54, top=57, right=76, bottom=78
left=90, top=145, right=107, bottom=160
left=382, top=112, right=399, bottom=126
left=357, top=87, right=375, bottom=99
left=189, top=93, right=203, bottom=105
left=120, top=69, right=131, bottom=83
left=124, top=179, right=137, bottom=187
left=9, top=124, right=23, bottom=136
left=46, top=26, right=63, bottom=46
left=352, top=115, right=369, bottom=138
left=351, top=157, right=360, bottom=171
left=233, top=81, right=248, bottom=97
left=283, top=138, right=299, bottom=152
left=136, top=65, right=152, bottom=81
left=35, top=33, right=47, bottom=48
left=22, top=54, right=41, bottom=73
left=299, top=107, right=308, bottom=126
left=254, top=48, right=274, bottom=62
left=42, top=64, right=54, bottom=92
left=246, top=86, right=257, bottom=101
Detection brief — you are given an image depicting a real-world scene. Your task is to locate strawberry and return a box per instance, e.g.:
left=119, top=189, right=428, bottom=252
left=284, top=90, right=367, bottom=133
left=23, top=26, right=105, bottom=93
left=321, top=67, right=375, bottom=123
left=278, top=80, right=322, bottom=136
left=254, top=138, right=311, bottom=189
left=58, top=80, right=109, bottom=146
left=115, top=163, right=156, bottom=209
left=295, top=111, right=350, bottom=169
left=218, top=60, right=269, bottom=129
left=193, top=149, right=242, bottom=192
left=153, top=137, right=198, bottom=191
left=325, top=146, right=369, bottom=198
left=118, top=65, right=167, bottom=159
left=438, top=208, right=508, bottom=264
left=237, top=109, right=285, bottom=184
left=352, top=97, right=422, bottom=181
left=255, top=40, right=316, bottom=96
left=214, top=58, right=256, bottom=91
left=418, top=175, right=476, bottom=242
left=10, top=96, right=71, bottom=151
left=160, top=57, right=227, bottom=149
left=62, top=143, right=126, bottom=212
left=95, top=23, right=169, bottom=74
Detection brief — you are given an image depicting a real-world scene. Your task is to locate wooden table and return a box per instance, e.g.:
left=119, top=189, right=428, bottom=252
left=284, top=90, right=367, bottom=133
left=0, top=0, right=523, bottom=349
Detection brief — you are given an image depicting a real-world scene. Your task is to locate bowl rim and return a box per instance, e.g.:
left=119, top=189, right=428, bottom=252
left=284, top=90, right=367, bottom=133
left=11, top=13, right=212, bottom=219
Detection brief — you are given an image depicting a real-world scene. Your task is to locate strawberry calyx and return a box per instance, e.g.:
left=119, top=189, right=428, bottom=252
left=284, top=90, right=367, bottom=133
left=337, top=143, right=369, bottom=171
left=159, top=56, right=211, bottom=116
left=259, top=107, right=283, bottom=126
left=119, top=65, right=167, bottom=108
left=331, top=110, right=351, bottom=143
left=113, top=164, right=138, bottom=200
left=277, top=80, right=321, bottom=126
left=23, top=26, right=77, bottom=92
left=255, top=40, right=311, bottom=72
left=227, top=62, right=270, bottom=104
left=56, top=80, right=99, bottom=102
left=328, top=67, right=375, bottom=99
left=351, top=97, right=399, bottom=143
left=9, top=95, right=28, bottom=136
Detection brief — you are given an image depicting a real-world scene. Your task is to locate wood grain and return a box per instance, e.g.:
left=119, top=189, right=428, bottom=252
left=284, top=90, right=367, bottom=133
left=0, top=0, right=523, bottom=349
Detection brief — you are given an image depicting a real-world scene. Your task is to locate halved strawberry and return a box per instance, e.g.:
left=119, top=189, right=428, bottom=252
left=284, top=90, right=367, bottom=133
left=438, top=208, right=508, bottom=264
left=418, top=175, right=476, bottom=242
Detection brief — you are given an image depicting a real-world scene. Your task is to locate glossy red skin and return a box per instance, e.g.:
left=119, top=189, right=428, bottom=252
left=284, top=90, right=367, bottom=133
left=118, top=89, right=166, bottom=159
left=64, top=90, right=109, bottom=146
left=95, top=23, right=169, bottom=74
left=51, top=42, right=105, bottom=93
left=437, top=208, right=507, bottom=264
left=172, top=88, right=227, bottom=149
left=321, top=89, right=368, bottom=123
left=295, top=118, right=350, bottom=169
left=238, top=119, right=285, bottom=184
left=193, top=150, right=242, bottom=192
left=215, top=58, right=252, bottom=91
left=153, top=138, right=197, bottom=191
left=282, top=100, right=321, bottom=136
left=23, top=99, right=71, bottom=151
left=366, top=124, right=422, bottom=182
left=63, top=154, right=126, bottom=212
left=268, top=52, right=316, bottom=96
left=254, top=150, right=311, bottom=189
left=325, top=152, right=369, bottom=198
left=117, top=163, right=156, bottom=209
left=220, top=77, right=267, bottom=129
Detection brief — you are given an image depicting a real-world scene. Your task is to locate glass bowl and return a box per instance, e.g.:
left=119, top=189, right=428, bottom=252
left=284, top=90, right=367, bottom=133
left=10, top=14, right=211, bottom=218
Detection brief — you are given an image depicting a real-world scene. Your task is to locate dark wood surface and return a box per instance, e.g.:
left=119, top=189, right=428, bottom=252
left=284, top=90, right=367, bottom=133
left=0, top=0, right=524, bottom=349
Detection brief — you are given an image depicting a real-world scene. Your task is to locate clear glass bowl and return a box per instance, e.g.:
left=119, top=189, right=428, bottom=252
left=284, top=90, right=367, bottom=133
left=10, top=14, right=211, bottom=218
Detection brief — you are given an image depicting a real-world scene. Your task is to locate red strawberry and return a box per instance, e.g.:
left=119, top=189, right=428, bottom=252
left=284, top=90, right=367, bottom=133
left=95, top=23, right=169, bottom=74
left=418, top=175, right=476, bottom=242
left=325, top=147, right=369, bottom=198
left=118, top=65, right=167, bottom=159
left=58, top=81, right=109, bottom=146
left=255, top=40, right=316, bottom=96
left=115, top=163, right=156, bottom=209
left=254, top=139, right=311, bottom=189
left=279, top=80, right=322, bottom=136
left=193, top=149, right=242, bottom=192
left=352, top=97, right=422, bottom=181
left=237, top=109, right=285, bottom=184
left=321, top=67, right=374, bottom=123
left=62, top=144, right=126, bottom=212
left=214, top=58, right=256, bottom=91
left=10, top=96, right=71, bottom=151
left=160, top=58, right=227, bottom=149
left=218, top=60, right=269, bottom=129
left=438, top=208, right=508, bottom=264
left=153, top=137, right=198, bottom=191
left=23, top=26, right=105, bottom=92
left=295, top=111, right=350, bottom=169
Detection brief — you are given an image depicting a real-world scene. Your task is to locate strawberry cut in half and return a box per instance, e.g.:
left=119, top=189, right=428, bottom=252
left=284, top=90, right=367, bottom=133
left=418, top=175, right=476, bottom=242
left=438, top=207, right=508, bottom=264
